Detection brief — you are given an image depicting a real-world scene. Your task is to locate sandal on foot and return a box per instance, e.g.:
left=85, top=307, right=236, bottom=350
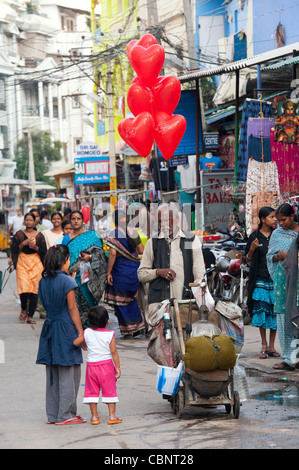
left=19, top=311, right=27, bottom=322
left=55, top=415, right=87, bottom=425
left=273, top=362, right=295, bottom=371
left=108, top=417, right=122, bottom=425
left=258, top=345, right=268, bottom=359
left=27, top=318, right=36, bottom=324
left=91, top=416, right=100, bottom=425
left=258, top=350, right=268, bottom=359
left=267, top=349, right=280, bottom=357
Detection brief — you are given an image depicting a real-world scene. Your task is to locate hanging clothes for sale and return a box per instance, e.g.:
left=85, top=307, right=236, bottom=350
left=270, top=128, right=299, bottom=195
left=245, top=159, right=280, bottom=235
left=149, top=156, right=176, bottom=191
left=247, top=135, right=271, bottom=163
left=246, top=117, right=275, bottom=144
left=175, top=155, right=197, bottom=205
left=237, top=99, right=273, bottom=182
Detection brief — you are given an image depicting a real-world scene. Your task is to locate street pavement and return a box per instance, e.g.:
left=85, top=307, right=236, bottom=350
left=0, top=254, right=298, bottom=450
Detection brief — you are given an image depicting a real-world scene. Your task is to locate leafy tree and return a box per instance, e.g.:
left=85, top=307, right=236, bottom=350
left=15, top=131, right=62, bottom=185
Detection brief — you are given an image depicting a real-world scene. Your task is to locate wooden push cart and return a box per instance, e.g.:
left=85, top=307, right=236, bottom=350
left=169, top=295, right=240, bottom=419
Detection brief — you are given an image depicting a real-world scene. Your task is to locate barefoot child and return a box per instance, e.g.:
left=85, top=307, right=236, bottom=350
left=74, top=305, right=122, bottom=425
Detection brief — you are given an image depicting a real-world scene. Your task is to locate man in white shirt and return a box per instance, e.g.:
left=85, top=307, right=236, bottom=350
left=137, top=203, right=205, bottom=324
left=9, top=208, right=23, bottom=234
left=40, top=210, right=53, bottom=229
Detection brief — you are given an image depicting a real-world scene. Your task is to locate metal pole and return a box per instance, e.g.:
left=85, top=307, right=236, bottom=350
left=27, top=129, right=36, bottom=201
left=196, top=79, right=204, bottom=203
left=234, top=70, right=240, bottom=187
left=257, top=64, right=262, bottom=99
left=106, top=61, right=117, bottom=208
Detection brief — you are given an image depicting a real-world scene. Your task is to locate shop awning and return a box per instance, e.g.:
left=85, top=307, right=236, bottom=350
left=23, top=184, right=56, bottom=191
left=44, top=163, right=74, bottom=177
left=205, top=90, right=289, bottom=125
left=178, top=42, right=299, bottom=82
left=261, top=55, right=299, bottom=70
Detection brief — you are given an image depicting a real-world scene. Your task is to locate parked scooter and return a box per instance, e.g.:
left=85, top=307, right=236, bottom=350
left=204, top=251, right=251, bottom=325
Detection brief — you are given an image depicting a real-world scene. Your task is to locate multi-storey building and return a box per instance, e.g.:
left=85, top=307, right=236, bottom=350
left=0, top=0, right=95, bottom=211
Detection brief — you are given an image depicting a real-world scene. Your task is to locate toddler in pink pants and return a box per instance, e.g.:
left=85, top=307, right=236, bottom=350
left=74, top=305, right=122, bottom=425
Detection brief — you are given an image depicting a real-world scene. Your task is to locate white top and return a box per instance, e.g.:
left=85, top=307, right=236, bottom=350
left=83, top=328, right=114, bottom=363
left=43, top=229, right=64, bottom=249
left=41, top=219, right=53, bottom=229
left=10, top=215, right=24, bottom=234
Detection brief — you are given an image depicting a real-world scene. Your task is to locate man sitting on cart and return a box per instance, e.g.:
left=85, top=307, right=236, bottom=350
left=137, top=203, right=205, bottom=326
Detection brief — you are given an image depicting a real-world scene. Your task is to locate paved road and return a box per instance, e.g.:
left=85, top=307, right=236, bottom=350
left=0, top=254, right=299, bottom=451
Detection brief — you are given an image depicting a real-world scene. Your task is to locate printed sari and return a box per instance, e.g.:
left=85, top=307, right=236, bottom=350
left=62, top=231, right=106, bottom=325
left=267, top=227, right=299, bottom=365
left=104, top=229, right=144, bottom=337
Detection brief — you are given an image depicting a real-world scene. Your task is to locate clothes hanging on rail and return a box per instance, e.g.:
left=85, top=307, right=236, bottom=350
left=270, top=129, right=299, bottom=195
left=247, top=135, right=272, bottom=163
left=246, top=117, right=275, bottom=144
left=149, top=157, right=176, bottom=191
left=245, top=159, right=280, bottom=235
left=237, top=99, right=273, bottom=182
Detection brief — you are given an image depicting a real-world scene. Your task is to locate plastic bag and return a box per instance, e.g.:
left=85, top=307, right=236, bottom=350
left=191, top=284, right=215, bottom=313
left=80, top=261, right=93, bottom=284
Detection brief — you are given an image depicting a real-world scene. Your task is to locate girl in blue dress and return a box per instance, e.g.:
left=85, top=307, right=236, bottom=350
left=36, top=244, right=86, bottom=425
left=245, top=207, right=278, bottom=359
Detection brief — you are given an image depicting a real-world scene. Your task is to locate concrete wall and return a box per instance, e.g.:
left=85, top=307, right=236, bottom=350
left=252, top=0, right=299, bottom=55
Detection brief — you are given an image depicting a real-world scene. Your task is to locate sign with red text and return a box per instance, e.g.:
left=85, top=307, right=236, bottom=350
left=200, top=169, right=235, bottom=230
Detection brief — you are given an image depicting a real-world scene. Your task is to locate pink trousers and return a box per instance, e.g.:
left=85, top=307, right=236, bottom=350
left=83, top=359, right=118, bottom=404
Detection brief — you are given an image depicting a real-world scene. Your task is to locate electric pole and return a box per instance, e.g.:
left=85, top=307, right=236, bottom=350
left=27, top=129, right=36, bottom=201
left=106, top=60, right=117, bottom=207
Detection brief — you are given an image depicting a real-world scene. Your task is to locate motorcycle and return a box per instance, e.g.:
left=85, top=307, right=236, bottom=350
left=204, top=249, right=251, bottom=325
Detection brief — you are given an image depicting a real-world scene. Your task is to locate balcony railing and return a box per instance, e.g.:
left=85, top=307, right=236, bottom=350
left=22, top=105, right=58, bottom=117
left=22, top=105, right=39, bottom=116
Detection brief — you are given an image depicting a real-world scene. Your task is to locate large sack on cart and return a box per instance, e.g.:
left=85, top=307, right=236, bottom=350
left=183, top=334, right=237, bottom=372
left=215, top=301, right=244, bottom=353
left=147, top=300, right=180, bottom=367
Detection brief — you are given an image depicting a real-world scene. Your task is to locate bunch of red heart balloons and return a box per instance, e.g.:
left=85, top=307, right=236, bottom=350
left=117, top=34, right=187, bottom=160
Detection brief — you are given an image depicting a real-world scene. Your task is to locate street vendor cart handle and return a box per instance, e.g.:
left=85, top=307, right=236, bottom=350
left=173, top=299, right=185, bottom=355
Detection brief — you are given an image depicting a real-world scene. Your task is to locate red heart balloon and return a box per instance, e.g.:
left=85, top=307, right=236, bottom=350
left=118, top=112, right=155, bottom=157
left=152, top=76, right=181, bottom=114
left=130, top=45, right=165, bottom=88
left=127, top=82, right=154, bottom=117
left=126, top=40, right=137, bottom=65
left=137, top=34, right=158, bottom=48
left=154, top=112, right=187, bottom=160
left=126, top=35, right=157, bottom=65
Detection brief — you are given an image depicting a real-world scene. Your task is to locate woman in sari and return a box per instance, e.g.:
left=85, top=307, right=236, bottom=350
left=10, top=212, right=47, bottom=323
left=62, top=210, right=106, bottom=327
left=105, top=210, right=145, bottom=338
left=267, top=203, right=299, bottom=371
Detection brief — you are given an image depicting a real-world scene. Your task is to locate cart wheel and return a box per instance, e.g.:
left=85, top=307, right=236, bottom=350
left=170, top=396, right=176, bottom=414
left=176, top=389, right=184, bottom=419
left=225, top=404, right=231, bottom=414
left=233, top=391, right=240, bottom=419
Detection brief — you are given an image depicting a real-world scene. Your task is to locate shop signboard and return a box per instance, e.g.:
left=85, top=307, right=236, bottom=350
left=200, top=169, right=235, bottom=230
left=74, top=142, right=110, bottom=184
left=203, top=133, right=219, bottom=150
left=169, top=155, right=189, bottom=167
